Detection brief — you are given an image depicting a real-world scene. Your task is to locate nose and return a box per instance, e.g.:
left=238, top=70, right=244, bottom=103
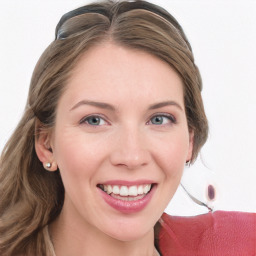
left=110, top=126, right=150, bottom=170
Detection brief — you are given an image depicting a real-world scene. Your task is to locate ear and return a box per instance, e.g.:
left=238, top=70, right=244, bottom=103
left=186, top=130, right=194, bottom=162
left=35, top=121, right=58, bottom=171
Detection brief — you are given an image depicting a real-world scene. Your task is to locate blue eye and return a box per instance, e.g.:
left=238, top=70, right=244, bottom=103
left=80, top=115, right=106, bottom=126
left=149, top=114, right=176, bottom=125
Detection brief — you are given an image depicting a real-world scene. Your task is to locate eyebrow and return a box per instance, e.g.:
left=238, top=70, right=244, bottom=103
left=148, top=101, right=183, bottom=111
left=70, top=100, right=183, bottom=112
left=70, top=100, right=115, bottom=111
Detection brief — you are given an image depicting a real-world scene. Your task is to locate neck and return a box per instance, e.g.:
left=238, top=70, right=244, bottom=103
left=50, top=207, right=159, bottom=256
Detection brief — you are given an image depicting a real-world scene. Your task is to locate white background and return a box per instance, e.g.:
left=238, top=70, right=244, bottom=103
left=0, top=0, right=255, bottom=216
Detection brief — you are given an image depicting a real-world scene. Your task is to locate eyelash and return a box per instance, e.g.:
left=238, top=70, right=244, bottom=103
left=79, top=113, right=176, bottom=126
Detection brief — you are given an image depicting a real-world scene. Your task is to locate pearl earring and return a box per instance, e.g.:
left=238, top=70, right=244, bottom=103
left=185, top=160, right=190, bottom=167
left=45, top=162, right=52, bottom=169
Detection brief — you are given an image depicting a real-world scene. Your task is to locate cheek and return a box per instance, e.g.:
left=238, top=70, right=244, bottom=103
left=52, top=128, right=109, bottom=180
left=152, top=133, right=189, bottom=177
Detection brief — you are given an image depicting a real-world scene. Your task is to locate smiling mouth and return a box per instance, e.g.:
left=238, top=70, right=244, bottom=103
left=97, top=184, right=153, bottom=201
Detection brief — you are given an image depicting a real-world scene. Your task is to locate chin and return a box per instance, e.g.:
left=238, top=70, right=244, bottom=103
left=101, top=216, right=156, bottom=242
left=107, top=229, right=151, bottom=242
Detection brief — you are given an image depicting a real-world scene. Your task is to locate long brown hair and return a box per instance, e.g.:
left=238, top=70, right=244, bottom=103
left=0, top=1, right=208, bottom=255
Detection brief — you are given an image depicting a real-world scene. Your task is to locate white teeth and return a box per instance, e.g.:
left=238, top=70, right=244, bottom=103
left=107, top=185, right=112, bottom=194
left=144, top=184, right=151, bottom=194
left=101, top=184, right=152, bottom=197
left=128, top=186, right=138, bottom=196
left=112, top=185, right=119, bottom=194
left=111, top=194, right=145, bottom=201
left=137, top=185, right=144, bottom=195
left=120, top=186, right=129, bottom=196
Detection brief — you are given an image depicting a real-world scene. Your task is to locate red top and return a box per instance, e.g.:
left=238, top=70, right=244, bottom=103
left=158, top=211, right=256, bottom=256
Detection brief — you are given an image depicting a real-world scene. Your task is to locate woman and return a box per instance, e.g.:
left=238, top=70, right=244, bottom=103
left=0, top=1, right=208, bottom=255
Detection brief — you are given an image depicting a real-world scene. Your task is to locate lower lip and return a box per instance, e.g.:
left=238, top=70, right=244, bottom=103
left=98, top=185, right=156, bottom=214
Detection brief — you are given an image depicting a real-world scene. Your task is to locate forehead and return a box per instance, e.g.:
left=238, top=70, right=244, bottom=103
left=61, top=42, right=184, bottom=107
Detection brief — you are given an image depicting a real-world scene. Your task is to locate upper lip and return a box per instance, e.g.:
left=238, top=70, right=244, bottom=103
left=98, top=179, right=156, bottom=186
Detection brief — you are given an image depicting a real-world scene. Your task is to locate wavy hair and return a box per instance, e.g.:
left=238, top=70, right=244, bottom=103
left=0, top=1, right=208, bottom=255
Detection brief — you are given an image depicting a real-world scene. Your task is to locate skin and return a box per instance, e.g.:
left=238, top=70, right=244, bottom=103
left=36, top=42, right=193, bottom=256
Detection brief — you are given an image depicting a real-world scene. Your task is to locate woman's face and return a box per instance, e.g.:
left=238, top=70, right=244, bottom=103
left=50, top=43, right=193, bottom=241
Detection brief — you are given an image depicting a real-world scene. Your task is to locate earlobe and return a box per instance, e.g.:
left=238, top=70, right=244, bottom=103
left=35, top=123, right=58, bottom=172
left=186, top=131, right=194, bottom=162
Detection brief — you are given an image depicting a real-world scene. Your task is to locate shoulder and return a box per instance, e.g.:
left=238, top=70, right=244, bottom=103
left=158, top=211, right=256, bottom=256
